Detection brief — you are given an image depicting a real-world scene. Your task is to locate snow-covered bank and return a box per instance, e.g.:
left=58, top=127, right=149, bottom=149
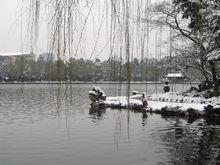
left=148, top=92, right=220, bottom=111
left=101, top=92, right=220, bottom=111
left=90, top=90, right=220, bottom=118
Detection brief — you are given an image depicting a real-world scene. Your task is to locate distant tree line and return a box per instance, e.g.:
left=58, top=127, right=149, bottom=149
left=0, top=56, right=166, bottom=82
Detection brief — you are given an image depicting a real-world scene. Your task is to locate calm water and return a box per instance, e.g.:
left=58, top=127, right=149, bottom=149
left=0, top=84, right=220, bottom=165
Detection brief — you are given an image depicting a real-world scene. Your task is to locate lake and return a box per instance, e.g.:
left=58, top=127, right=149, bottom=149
left=0, top=83, right=220, bottom=165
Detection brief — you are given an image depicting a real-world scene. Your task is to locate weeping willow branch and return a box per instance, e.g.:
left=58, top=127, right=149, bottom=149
left=28, top=0, right=158, bottom=86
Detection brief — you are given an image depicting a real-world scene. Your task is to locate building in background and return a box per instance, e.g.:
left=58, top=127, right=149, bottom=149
left=166, top=72, right=184, bottom=82
left=37, top=52, right=56, bottom=62
left=0, top=52, right=36, bottom=64
left=165, top=68, right=187, bottom=83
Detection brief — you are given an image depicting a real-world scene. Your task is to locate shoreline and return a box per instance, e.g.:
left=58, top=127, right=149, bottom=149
left=90, top=92, right=220, bottom=120
left=0, top=81, right=199, bottom=85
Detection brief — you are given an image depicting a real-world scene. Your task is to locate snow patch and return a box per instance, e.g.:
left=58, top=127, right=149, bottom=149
left=103, top=92, right=220, bottom=112
left=207, top=49, right=220, bottom=61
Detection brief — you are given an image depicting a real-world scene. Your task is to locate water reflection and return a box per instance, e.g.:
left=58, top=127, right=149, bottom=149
left=89, top=103, right=106, bottom=122
left=157, top=117, right=220, bottom=165
left=142, top=117, right=148, bottom=128
left=114, top=110, right=123, bottom=150
left=0, top=84, right=220, bottom=165
left=187, top=117, right=198, bottom=124
left=205, top=117, right=220, bottom=126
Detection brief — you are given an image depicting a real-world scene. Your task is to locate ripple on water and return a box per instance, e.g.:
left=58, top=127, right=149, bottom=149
left=0, top=84, right=220, bottom=165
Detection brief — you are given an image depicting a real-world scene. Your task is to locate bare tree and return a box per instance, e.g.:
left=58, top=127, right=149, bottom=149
left=155, top=0, right=220, bottom=95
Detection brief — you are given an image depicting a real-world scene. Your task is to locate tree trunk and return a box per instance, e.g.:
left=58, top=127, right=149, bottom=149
left=209, top=61, right=219, bottom=96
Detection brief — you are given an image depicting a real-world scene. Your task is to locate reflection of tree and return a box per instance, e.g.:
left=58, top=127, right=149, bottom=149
left=194, top=127, right=220, bottom=164
left=142, top=117, right=148, bottom=128
left=159, top=118, right=220, bottom=164
left=89, top=104, right=106, bottom=123
left=56, top=84, right=62, bottom=117
left=114, top=110, right=123, bottom=150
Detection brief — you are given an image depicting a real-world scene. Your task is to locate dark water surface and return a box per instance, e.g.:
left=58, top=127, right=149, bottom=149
left=0, top=84, right=220, bottom=165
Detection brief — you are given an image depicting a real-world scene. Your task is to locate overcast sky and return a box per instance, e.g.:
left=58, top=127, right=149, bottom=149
left=0, top=0, right=23, bottom=53
left=0, top=0, right=170, bottom=60
left=0, top=0, right=48, bottom=55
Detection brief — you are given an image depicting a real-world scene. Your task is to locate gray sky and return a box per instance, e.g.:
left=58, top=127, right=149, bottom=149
left=0, top=0, right=24, bottom=53
left=0, top=0, right=170, bottom=60
left=0, top=0, right=48, bottom=55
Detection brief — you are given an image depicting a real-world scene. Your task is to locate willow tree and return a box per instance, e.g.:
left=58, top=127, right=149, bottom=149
left=28, top=0, right=154, bottom=91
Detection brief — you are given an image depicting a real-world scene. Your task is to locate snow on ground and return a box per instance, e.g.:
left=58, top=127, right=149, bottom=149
left=148, top=101, right=207, bottom=112
left=104, top=96, right=143, bottom=107
left=213, top=10, right=220, bottom=16
left=103, top=92, right=220, bottom=112
left=207, top=48, right=220, bottom=61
